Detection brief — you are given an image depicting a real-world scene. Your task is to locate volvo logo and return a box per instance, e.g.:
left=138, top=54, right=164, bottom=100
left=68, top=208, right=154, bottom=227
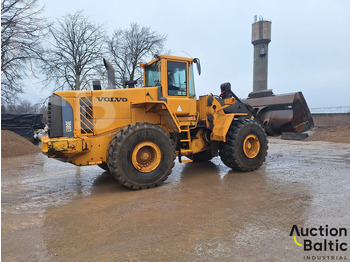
left=96, top=97, right=128, bottom=102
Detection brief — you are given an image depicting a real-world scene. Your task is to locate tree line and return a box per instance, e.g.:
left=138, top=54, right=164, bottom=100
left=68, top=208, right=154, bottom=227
left=1, top=0, right=167, bottom=108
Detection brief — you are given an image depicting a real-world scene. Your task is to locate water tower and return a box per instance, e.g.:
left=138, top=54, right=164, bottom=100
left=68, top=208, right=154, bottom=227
left=252, top=16, right=272, bottom=92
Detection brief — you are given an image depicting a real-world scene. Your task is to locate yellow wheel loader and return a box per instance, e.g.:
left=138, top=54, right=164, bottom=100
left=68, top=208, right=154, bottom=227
left=42, top=55, right=313, bottom=189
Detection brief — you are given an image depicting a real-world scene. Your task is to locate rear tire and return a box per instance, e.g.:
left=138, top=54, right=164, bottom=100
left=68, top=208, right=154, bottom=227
left=219, top=119, right=268, bottom=171
left=107, top=123, right=175, bottom=190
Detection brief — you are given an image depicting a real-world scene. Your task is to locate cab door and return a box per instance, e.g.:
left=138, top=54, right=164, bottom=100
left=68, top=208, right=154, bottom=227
left=164, top=60, right=196, bottom=116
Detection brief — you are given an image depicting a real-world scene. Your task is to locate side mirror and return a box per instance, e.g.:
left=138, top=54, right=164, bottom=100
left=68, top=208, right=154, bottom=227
left=193, top=58, right=201, bottom=75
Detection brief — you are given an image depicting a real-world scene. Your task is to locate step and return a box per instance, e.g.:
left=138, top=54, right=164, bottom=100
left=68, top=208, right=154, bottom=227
left=181, top=159, right=193, bottom=163
left=180, top=149, right=192, bottom=154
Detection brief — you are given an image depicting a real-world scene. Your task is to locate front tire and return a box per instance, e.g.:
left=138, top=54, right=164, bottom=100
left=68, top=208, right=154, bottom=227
left=107, top=123, right=175, bottom=190
left=219, top=119, right=268, bottom=171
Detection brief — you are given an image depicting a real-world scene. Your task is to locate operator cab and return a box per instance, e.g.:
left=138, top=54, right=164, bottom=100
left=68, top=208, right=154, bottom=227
left=143, top=55, right=200, bottom=116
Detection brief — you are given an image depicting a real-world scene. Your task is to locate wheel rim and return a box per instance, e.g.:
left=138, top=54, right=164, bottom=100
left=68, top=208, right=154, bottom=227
left=132, top=142, right=161, bottom=173
left=243, top=134, right=260, bottom=158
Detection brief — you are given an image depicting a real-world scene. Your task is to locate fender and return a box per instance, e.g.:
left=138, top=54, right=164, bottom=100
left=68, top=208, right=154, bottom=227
left=210, top=114, right=235, bottom=142
left=131, top=101, right=181, bottom=133
left=210, top=113, right=252, bottom=142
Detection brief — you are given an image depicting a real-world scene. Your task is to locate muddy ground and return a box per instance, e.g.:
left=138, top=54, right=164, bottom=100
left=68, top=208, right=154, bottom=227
left=2, top=138, right=350, bottom=261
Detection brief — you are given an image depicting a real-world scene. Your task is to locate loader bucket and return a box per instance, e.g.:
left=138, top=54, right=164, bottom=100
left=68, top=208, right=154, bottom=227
left=242, top=90, right=314, bottom=136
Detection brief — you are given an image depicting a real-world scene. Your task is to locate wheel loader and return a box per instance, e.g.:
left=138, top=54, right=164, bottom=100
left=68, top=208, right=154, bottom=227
left=42, top=55, right=313, bottom=189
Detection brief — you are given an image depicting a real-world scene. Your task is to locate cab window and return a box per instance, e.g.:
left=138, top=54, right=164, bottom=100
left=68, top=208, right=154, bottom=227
left=167, top=61, right=187, bottom=96
left=188, top=63, right=196, bottom=98
left=144, top=61, right=160, bottom=87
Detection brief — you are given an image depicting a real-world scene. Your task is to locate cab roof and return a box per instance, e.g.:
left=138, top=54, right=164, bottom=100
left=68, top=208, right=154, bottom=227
left=147, top=54, right=194, bottom=65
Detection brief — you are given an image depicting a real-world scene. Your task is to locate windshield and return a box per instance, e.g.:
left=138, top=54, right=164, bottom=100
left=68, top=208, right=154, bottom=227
left=144, top=61, right=160, bottom=87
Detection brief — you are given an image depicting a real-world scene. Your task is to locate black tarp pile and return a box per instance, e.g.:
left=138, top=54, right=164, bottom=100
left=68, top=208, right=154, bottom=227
left=1, top=114, right=45, bottom=138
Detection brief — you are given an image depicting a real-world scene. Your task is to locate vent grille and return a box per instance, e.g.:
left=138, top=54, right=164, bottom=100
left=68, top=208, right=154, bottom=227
left=47, top=94, right=63, bottom=138
left=80, top=97, right=93, bottom=134
left=48, top=99, right=52, bottom=137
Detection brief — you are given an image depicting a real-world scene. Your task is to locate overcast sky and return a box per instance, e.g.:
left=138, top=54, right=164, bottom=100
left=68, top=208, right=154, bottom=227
left=20, top=0, right=350, bottom=109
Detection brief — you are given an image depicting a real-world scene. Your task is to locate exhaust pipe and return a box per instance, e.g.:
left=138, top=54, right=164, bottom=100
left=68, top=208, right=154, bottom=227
left=242, top=90, right=314, bottom=136
left=103, top=58, right=115, bottom=89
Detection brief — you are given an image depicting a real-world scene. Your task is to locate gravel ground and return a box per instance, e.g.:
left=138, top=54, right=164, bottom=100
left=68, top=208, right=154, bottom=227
left=1, top=137, right=350, bottom=261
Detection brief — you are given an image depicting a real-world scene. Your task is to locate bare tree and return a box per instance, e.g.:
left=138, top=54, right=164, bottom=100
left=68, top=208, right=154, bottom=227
left=42, top=11, right=105, bottom=91
left=1, top=99, right=41, bottom=113
left=107, top=23, right=166, bottom=88
left=1, top=0, right=48, bottom=103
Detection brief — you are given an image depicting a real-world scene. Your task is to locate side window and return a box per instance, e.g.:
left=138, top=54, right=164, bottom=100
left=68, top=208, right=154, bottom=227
left=188, top=63, right=196, bottom=97
left=144, top=61, right=159, bottom=87
left=167, top=61, right=187, bottom=96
